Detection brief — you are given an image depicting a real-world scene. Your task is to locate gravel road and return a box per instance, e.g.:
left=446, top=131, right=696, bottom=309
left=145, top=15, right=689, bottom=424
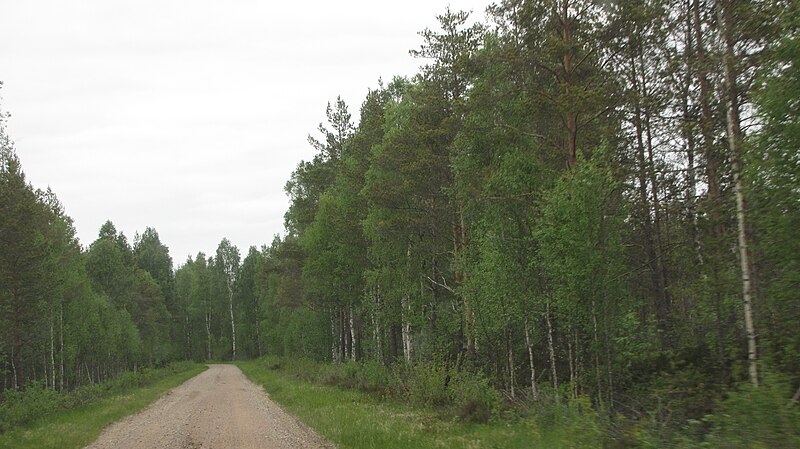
left=85, top=364, right=334, bottom=449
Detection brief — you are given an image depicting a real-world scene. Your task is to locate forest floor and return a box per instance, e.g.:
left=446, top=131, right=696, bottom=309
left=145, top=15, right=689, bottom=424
left=84, top=364, right=333, bottom=449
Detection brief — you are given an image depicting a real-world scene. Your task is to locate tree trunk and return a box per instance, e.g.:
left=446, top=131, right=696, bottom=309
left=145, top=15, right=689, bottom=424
left=691, top=0, right=723, bottom=221
left=331, top=308, right=339, bottom=363
left=59, top=302, right=64, bottom=391
left=591, top=297, right=603, bottom=406
left=227, top=283, right=236, bottom=361
left=350, top=304, right=357, bottom=362
left=339, top=308, right=350, bottom=362
left=401, top=294, right=413, bottom=364
left=50, top=310, right=56, bottom=390
left=567, top=332, right=575, bottom=399
left=375, top=287, right=384, bottom=362
left=682, top=0, right=703, bottom=268
left=605, top=317, right=614, bottom=408
left=507, top=327, right=516, bottom=399
left=717, top=0, right=759, bottom=387
left=205, top=310, right=212, bottom=361
left=11, top=345, right=17, bottom=389
left=790, top=385, right=800, bottom=406
left=256, top=313, right=263, bottom=357
left=692, top=0, right=729, bottom=383
left=562, top=0, right=578, bottom=169
left=640, top=49, right=672, bottom=341
left=545, top=299, right=559, bottom=399
left=631, top=69, right=669, bottom=346
left=524, top=317, right=539, bottom=400
left=457, top=207, right=476, bottom=362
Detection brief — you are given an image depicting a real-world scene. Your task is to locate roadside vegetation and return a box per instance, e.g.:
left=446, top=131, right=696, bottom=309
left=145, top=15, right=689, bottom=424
left=0, top=362, right=205, bottom=449
left=240, top=357, right=800, bottom=449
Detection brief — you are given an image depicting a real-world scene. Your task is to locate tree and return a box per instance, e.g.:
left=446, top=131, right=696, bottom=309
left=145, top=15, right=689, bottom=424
left=215, top=238, right=240, bottom=360
left=0, top=143, right=50, bottom=388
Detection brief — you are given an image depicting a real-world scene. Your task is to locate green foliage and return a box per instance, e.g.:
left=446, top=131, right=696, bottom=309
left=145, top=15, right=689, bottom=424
left=748, top=1, right=800, bottom=381
left=529, top=398, right=605, bottom=449
left=0, top=361, right=200, bottom=433
left=0, top=383, right=62, bottom=432
left=700, top=377, right=800, bottom=448
left=254, top=356, right=500, bottom=424
left=448, top=369, right=502, bottom=423
left=401, top=363, right=452, bottom=408
left=240, top=358, right=611, bottom=449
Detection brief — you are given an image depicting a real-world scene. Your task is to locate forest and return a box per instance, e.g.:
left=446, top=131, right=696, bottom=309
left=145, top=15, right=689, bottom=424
left=2, top=0, right=800, bottom=445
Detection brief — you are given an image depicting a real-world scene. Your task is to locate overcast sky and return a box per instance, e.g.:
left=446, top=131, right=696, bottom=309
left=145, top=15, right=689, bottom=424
left=1, top=0, right=490, bottom=264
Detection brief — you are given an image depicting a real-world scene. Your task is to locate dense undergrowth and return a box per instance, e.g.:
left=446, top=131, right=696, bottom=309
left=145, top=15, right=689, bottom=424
left=264, top=355, right=501, bottom=423
left=251, top=356, right=800, bottom=448
left=0, top=361, right=200, bottom=432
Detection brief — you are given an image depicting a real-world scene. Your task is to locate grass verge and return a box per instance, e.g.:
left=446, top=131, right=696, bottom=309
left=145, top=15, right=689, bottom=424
left=0, top=362, right=206, bottom=449
left=238, top=357, right=800, bottom=449
left=236, top=358, right=580, bottom=449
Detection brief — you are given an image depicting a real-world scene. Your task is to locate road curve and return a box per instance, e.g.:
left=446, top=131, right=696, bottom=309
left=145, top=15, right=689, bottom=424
left=85, top=364, right=333, bottom=449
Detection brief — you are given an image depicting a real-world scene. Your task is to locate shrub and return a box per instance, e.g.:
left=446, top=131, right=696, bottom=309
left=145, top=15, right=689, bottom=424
left=404, top=363, right=451, bottom=408
left=449, top=370, right=501, bottom=423
left=0, top=382, right=64, bottom=432
left=701, top=376, right=800, bottom=449
left=353, top=360, right=390, bottom=394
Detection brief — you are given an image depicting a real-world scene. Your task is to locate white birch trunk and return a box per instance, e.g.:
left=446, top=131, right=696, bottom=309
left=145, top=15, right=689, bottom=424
left=545, top=299, right=558, bottom=398
left=342, top=309, right=349, bottom=362
left=349, top=305, right=357, bottom=362
left=50, top=311, right=56, bottom=390
left=591, top=297, right=603, bottom=405
left=524, top=317, right=538, bottom=400
left=370, top=288, right=381, bottom=362
left=401, top=294, right=413, bottom=364
left=228, top=284, right=236, bottom=361
left=331, top=309, right=337, bottom=363
left=59, top=303, right=64, bottom=391
left=11, top=347, right=17, bottom=389
left=717, top=0, right=759, bottom=387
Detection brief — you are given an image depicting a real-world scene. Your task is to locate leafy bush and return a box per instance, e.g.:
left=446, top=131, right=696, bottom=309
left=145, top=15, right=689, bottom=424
left=0, top=382, right=63, bottom=432
left=353, top=360, right=390, bottom=394
left=700, top=376, right=800, bottom=448
left=449, top=369, right=501, bottom=423
left=403, top=363, right=451, bottom=408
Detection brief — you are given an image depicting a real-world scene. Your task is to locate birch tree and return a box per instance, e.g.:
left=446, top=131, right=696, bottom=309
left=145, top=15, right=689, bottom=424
left=216, top=239, right=240, bottom=361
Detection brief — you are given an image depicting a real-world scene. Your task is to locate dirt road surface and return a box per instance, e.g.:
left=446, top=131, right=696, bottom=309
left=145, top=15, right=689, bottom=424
left=85, top=364, right=334, bottom=449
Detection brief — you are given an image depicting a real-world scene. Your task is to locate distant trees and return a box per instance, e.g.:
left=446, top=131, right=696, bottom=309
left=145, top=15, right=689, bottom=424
left=1, top=106, right=144, bottom=389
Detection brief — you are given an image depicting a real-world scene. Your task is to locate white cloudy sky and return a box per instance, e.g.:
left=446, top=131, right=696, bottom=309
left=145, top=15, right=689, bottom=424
left=0, top=0, right=490, bottom=264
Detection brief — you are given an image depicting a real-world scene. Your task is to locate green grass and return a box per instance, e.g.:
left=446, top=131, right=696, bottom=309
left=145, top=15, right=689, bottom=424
left=0, top=363, right=206, bottom=449
left=237, top=359, right=589, bottom=449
